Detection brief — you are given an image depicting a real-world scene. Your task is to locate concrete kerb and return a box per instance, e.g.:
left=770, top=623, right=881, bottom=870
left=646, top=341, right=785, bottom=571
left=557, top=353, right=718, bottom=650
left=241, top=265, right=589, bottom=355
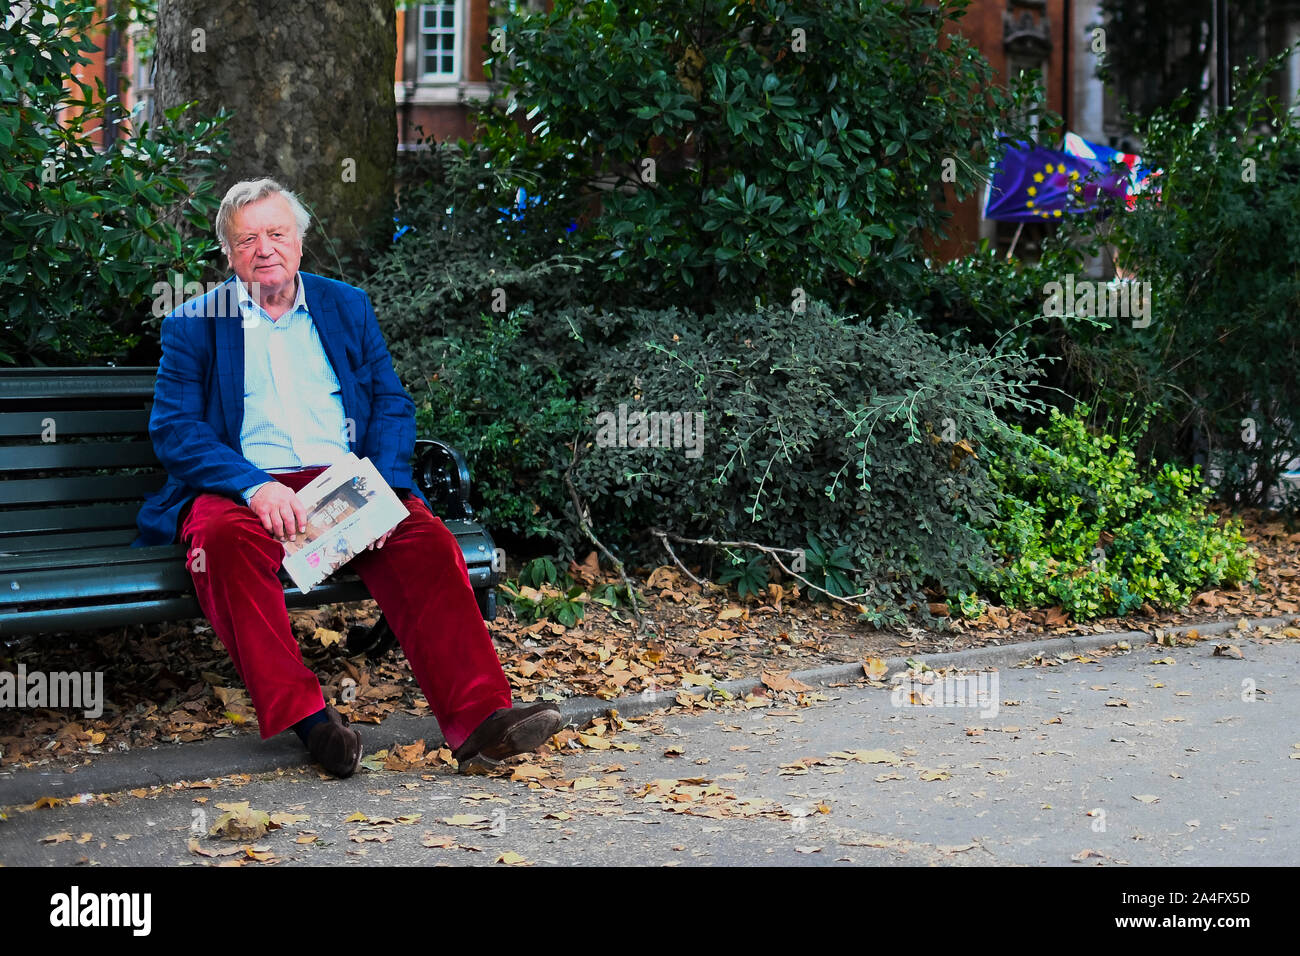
left=562, top=613, right=1300, bottom=725
left=1, top=614, right=1294, bottom=809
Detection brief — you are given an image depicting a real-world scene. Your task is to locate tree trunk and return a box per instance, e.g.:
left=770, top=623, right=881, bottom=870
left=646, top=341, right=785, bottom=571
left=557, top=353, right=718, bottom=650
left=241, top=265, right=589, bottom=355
left=153, top=0, right=396, bottom=274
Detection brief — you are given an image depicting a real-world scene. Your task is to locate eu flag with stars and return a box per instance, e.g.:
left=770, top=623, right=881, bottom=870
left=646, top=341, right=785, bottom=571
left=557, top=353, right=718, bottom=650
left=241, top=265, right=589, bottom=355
left=984, top=141, right=1123, bottom=222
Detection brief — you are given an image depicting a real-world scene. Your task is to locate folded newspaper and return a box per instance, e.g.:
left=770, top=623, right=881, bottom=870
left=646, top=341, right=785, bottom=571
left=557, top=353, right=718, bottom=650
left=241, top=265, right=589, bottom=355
left=280, top=453, right=410, bottom=593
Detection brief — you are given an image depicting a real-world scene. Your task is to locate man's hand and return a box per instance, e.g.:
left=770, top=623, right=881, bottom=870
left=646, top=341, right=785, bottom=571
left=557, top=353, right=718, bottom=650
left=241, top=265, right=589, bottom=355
left=366, top=530, right=393, bottom=551
left=248, top=482, right=308, bottom=541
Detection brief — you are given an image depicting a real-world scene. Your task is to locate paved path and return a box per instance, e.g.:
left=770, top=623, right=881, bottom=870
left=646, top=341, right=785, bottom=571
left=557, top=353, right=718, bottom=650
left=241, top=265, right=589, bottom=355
left=1, top=635, right=1296, bottom=866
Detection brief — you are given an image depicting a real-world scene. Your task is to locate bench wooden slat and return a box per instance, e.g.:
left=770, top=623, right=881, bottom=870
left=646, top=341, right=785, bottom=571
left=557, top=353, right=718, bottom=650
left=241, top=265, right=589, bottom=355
left=3, top=577, right=376, bottom=634
left=0, top=472, right=167, bottom=506
left=0, top=544, right=183, bottom=572
left=0, top=529, right=140, bottom=553
left=0, top=440, right=160, bottom=472
left=0, top=559, right=193, bottom=606
left=0, top=530, right=493, bottom=606
left=0, top=409, right=152, bottom=438
left=7, top=595, right=207, bottom=633
left=0, top=368, right=157, bottom=400
left=444, top=519, right=496, bottom=561
left=0, top=503, right=144, bottom=535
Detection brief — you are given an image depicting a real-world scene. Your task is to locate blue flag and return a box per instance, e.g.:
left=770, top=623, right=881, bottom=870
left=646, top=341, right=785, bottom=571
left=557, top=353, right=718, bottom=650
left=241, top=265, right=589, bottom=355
left=984, top=141, right=1122, bottom=222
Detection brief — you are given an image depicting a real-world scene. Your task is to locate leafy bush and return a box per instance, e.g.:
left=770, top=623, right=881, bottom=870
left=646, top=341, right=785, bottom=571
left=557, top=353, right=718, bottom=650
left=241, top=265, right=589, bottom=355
left=1065, top=53, right=1300, bottom=508
left=912, top=240, right=1087, bottom=348
left=0, top=0, right=228, bottom=365
left=366, top=138, right=589, bottom=361
left=516, top=556, right=562, bottom=589
left=977, top=407, right=1256, bottom=619
left=478, top=0, right=1046, bottom=315
left=499, top=556, right=631, bottom=626
left=568, top=299, right=1044, bottom=623
left=368, top=143, right=604, bottom=542
left=503, top=558, right=585, bottom=625
left=717, top=554, right=769, bottom=601
left=410, top=312, right=585, bottom=542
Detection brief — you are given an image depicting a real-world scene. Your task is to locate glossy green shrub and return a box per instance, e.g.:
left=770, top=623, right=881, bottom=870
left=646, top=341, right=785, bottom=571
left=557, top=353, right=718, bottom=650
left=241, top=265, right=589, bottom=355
left=0, top=0, right=227, bottom=364
left=978, top=408, right=1256, bottom=619
left=410, top=312, right=585, bottom=542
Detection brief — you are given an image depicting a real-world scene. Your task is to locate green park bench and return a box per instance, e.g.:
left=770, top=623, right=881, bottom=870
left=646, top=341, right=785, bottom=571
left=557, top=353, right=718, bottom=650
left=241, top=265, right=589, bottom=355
left=0, top=367, right=499, bottom=652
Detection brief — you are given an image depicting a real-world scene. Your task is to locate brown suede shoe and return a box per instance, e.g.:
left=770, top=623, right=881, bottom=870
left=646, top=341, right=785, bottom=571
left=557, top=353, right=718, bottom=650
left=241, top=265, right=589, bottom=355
left=307, top=705, right=363, bottom=778
left=452, top=703, right=563, bottom=775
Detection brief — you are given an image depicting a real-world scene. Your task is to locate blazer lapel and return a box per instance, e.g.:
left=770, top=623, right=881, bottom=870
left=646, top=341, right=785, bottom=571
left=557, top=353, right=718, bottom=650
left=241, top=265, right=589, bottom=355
left=213, top=276, right=243, bottom=447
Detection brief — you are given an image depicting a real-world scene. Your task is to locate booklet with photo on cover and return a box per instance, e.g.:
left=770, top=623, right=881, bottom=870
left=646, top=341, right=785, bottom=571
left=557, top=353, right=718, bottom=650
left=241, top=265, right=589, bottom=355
left=280, top=453, right=409, bottom=593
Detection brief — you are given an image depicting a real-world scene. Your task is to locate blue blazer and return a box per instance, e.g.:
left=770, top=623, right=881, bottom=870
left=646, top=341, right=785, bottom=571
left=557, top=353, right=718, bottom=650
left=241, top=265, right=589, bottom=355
left=133, top=271, right=428, bottom=547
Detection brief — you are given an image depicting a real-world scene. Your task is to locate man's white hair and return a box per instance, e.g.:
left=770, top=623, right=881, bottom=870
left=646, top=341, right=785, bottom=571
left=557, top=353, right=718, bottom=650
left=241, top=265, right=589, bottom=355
left=215, top=178, right=311, bottom=256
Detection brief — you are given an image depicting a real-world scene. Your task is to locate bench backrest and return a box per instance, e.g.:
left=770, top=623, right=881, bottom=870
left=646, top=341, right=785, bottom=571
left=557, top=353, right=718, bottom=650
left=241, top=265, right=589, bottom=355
left=0, top=367, right=166, bottom=555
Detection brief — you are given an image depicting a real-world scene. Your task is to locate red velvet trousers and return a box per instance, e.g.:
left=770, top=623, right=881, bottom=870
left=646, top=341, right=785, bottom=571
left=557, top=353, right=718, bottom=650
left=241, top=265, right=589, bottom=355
left=179, top=467, right=511, bottom=749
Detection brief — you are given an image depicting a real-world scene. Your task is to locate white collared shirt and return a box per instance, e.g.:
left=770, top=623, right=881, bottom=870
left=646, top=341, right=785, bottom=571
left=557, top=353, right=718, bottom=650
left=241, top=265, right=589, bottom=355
left=236, top=275, right=350, bottom=499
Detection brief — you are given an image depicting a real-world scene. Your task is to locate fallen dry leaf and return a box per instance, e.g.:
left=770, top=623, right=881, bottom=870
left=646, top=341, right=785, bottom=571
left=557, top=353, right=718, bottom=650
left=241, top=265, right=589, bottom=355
left=209, top=802, right=271, bottom=841
left=442, top=814, right=491, bottom=828
left=1072, top=849, right=1108, bottom=862
left=186, top=837, right=242, bottom=858
left=269, top=812, right=310, bottom=828
left=762, top=670, right=813, bottom=694
left=510, top=764, right=550, bottom=782
left=862, top=657, right=888, bottom=681
left=831, top=748, right=901, bottom=765
left=314, top=627, right=344, bottom=648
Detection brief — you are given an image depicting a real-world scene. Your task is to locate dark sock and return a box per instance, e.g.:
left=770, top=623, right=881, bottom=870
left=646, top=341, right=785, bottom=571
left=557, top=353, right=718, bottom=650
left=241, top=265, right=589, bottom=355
left=293, top=707, right=330, bottom=746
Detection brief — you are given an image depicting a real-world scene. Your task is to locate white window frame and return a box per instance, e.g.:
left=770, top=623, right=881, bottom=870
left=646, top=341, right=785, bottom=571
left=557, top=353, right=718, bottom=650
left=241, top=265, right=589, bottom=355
left=418, top=1, right=464, bottom=82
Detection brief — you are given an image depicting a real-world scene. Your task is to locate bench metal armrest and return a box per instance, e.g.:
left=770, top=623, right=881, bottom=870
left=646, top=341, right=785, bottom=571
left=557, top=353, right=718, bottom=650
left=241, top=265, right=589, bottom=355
left=413, top=438, right=473, bottom=519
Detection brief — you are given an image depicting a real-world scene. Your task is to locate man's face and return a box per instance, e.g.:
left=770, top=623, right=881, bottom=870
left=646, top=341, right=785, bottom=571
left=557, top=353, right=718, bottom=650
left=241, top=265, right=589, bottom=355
left=226, top=193, right=302, bottom=296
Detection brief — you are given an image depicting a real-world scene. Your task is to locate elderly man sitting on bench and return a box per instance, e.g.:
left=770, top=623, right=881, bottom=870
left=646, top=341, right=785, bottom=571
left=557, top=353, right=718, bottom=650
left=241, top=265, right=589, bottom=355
left=134, top=178, right=561, bottom=777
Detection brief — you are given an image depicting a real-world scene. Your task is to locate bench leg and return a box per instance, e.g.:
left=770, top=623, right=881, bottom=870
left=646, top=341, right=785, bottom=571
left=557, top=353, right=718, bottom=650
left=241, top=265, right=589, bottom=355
left=345, top=614, right=399, bottom=659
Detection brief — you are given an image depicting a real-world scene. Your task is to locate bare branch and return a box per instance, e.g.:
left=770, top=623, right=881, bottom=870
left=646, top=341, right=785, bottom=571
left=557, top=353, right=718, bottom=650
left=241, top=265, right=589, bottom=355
left=563, top=439, right=644, bottom=629
left=650, top=529, right=875, bottom=611
left=647, top=529, right=716, bottom=591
